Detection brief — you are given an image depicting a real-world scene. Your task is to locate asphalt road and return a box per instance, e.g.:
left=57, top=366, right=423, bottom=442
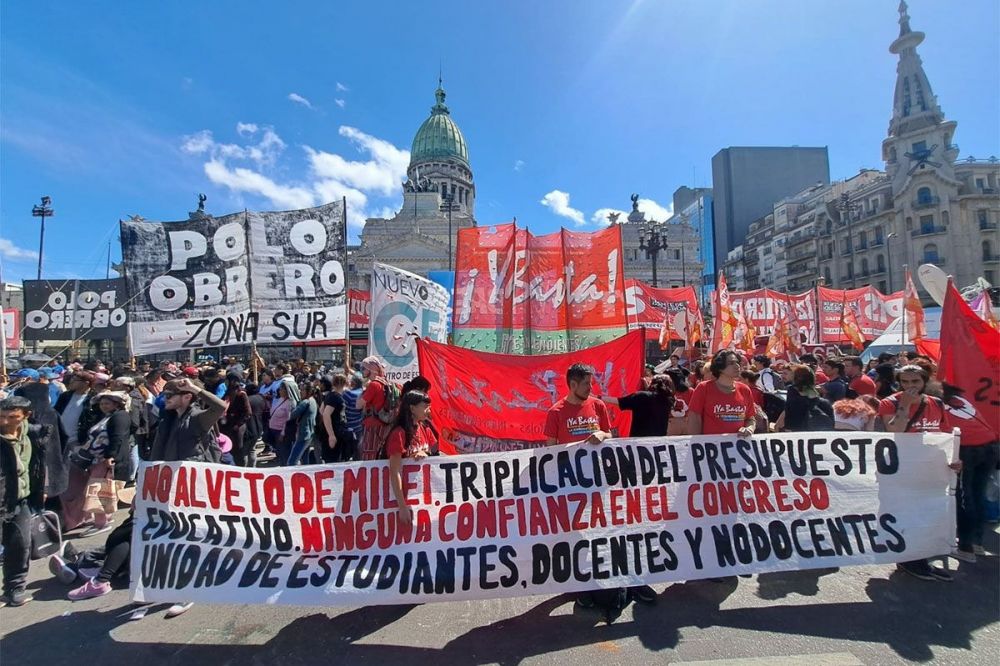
left=2, top=517, right=997, bottom=666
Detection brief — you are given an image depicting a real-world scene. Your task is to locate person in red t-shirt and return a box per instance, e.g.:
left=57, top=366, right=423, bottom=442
left=387, top=391, right=438, bottom=527
left=356, top=356, right=397, bottom=461
left=544, top=364, right=612, bottom=446
left=877, top=364, right=960, bottom=581
left=844, top=356, right=877, bottom=398
left=688, top=351, right=756, bottom=437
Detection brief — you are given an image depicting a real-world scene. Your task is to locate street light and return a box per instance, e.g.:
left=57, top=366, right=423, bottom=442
left=31, top=196, right=54, bottom=280
left=441, top=192, right=459, bottom=271
left=638, top=220, right=667, bottom=287
left=838, top=193, right=860, bottom=288
left=886, top=232, right=898, bottom=292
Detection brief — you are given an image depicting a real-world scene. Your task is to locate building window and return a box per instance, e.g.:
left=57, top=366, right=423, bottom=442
left=920, top=215, right=935, bottom=233
left=858, top=233, right=867, bottom=249
left=917, top=187, right=934, bottom=205
left=861, top=258, right=869, bottom=275
left=984, top=240, right=994, bottom=261
left=976, top=178, right=986, bottom=191
left=906, top=216, right=913, bottom=230
left=912, top=140, right=927, bottom=154
left=824, top=268, right=832, bottom=284
left=941, top=210, right=949, bottom=226
left=877, top=255, right=886, bottom=273
left=875, top=226, right=884, bottom=243
left=674, top=249, right=681, bottom=261
left=879, top=281, right=887, bottom=293
left=979, top=209, right=989, bottom=226
left=923, top=243, right=940, bottom=263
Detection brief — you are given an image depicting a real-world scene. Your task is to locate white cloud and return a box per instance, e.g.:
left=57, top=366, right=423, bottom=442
left=637, top=197, right=673, bottom=221
left=180, top=123, right=411, bottom=232
left=591, top=208, right=628, bottom=226
left=288, top=92, right=313, bottom=109
left=0, top=238, right=39, bottom=261
left=336, top=82, right=349, bottom=92
left=513, top=159, right=525, bottom=172
left=335, top=99, right=346, bottom=108
left=540, top=190, right=585, bottom=226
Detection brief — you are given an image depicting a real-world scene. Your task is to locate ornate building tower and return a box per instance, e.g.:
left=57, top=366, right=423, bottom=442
left=405, top=79, right=476, bottom=217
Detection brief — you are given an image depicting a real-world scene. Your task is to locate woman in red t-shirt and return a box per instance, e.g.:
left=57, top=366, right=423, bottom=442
left=356, top=356, right=397, bottom=461
left=387, top=391, right=438, bottom=527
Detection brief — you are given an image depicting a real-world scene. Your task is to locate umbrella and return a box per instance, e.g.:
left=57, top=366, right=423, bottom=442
left=20, top=352, right=53, bottom=363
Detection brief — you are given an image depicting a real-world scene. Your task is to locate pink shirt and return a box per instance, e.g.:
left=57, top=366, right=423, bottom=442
left=268, top=398, right=292, bottom=431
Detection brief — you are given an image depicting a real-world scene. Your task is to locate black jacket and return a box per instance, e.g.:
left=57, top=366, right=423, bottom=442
left=85, top=410, right=133, bottom=482
left=15, top=383, right=67, bottom=497
left=0, top=424, right=48, bottom=519
left=151, top=399, right=226, bottom=463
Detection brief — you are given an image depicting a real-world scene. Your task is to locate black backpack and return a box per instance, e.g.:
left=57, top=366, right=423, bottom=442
left=805, top=397, right=835, bottom=430
left=762, top=392, right=787, bottom=423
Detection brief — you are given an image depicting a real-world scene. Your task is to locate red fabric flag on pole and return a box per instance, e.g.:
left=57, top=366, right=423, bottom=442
left=903, top=267, right=927, bottom=343
left=840, top=295, right=866, bottom=351
left=710, top=273, right=739, bottom=353
left=765, top=316, right=786, bottom=359
left=938, top=280, right=1000, bottom=440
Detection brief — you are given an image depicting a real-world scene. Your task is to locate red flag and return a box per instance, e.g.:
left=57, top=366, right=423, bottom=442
left=840, top=296, right=866, bottom=351
left=711, top=273, right=740, bottom=353
left=904, top=268, right=927, bottom=343
left=765, top=315, right=787, bottom=359
left=417, top=330, right=644, bottom=452
left=938, top=280, right=1000, bottom=440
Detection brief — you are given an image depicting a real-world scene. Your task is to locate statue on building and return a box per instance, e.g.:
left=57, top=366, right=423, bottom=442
left=630, top=193, right=640, bottom=212
left=607, top=211, right=621, bottom=225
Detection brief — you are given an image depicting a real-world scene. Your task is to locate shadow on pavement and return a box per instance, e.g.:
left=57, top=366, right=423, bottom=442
left=2, top=542, right=997, bottom=665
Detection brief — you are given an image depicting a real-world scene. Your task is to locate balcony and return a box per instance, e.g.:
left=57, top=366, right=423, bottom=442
left=984, top=254, right=1000, bottom=264
left=913, top=196, right=941, bottom=209
left=980, top=220, right=998, bottom=231
left=922, top=257, right=946, bottom=266
left=911, top=226, right=948, bottom=238
left=872, top=238, right=885, bottom=247
left=787, top=262, right=815, bottom=278
left=841, top=246, right=854, bottom=256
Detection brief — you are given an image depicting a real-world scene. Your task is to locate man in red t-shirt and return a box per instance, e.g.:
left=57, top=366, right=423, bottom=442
left=845, top=356, right=877, bottom=398
left=544, top=364, right=612, bottom=446
left=688, top=350, right=756, bottom=437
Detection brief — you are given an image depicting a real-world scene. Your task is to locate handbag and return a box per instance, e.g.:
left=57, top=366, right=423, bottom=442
left=29, top=510, right=62, bottom=560
left=68, top=446, right=96, bottom=471
left=83, top=460, right=121, bottom=515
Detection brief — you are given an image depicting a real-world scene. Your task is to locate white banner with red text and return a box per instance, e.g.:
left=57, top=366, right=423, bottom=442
left=130, top=432, right=955, bottom=606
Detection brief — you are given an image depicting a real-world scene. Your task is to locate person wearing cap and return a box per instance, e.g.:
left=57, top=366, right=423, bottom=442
left=36, top=367, right=64, bottom=407
left=61, top=390, right=132, bottom=535
left=150, top=377, right=227, bottom=463
left=13, top=369, right=68, bottom=500
left=0, top=396, right=49, bottom=607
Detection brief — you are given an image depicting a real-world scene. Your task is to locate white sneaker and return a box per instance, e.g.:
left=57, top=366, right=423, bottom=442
left=48, top=555, right=78, bottom=585
left=81, top=521, right=115, bottom=538
left=165, top=602, right=194, bottom=618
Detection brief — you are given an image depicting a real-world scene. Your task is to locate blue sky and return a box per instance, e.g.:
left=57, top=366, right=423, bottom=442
left=2, top=0, right=998, bottom=284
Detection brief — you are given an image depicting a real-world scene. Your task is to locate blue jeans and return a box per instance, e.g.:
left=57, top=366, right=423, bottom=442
left=288, top=438, right=311, bottom=465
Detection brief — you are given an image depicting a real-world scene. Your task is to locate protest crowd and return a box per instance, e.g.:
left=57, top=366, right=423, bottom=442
left=0, top=337, right=996, bottom=616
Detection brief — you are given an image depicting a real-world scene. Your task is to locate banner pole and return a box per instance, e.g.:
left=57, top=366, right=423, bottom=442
left=901, top=264, right=908, bottom=351
left=343, top=197, right=351, bottom=374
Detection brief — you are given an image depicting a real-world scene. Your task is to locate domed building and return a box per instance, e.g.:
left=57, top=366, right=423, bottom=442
left=350, top=80, right=477, bottom=287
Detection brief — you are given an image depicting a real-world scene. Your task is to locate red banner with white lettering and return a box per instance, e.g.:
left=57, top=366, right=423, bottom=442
left=625, top=279, right=699, bottom=341
left=728, top=288, right=817, bottom=344
left=2, top=308, right=19, bottom=350
left=817, top=286, right=902, bottom=343
left=451, top=223, right=627, bottom=354
left=417, top=330, right=644, bottom=452
left=938, top=281, right=1000, bottom=441
left=348, top=289, right=370, bottom=341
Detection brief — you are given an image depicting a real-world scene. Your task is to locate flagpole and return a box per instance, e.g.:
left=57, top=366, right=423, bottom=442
left=901, top=264, right=908, bottom=350
left=342, top=196, right=351, bottom=374
left=814, top=276, right=824, bottom=346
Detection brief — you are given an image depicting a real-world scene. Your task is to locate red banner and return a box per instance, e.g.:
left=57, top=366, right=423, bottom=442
left=452, top=223, right=627, bottom=354
left=938, top=282, right=1000, bottom=441
left=625, top=279, right=699, bottom=341
left=728, top=289, right=817, bottom=345
left=417, top=330, right=644, bottom=452
left=817, top=286, right=902, bottom=343
left=348, top=289, right=370, bottom=328
left=2, top=308, right=18, bottom=350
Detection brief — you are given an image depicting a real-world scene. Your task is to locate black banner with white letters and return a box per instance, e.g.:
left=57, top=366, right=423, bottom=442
left=121, top=202, right=347, bottom=355
left=22, top=279, right=128, bottom=341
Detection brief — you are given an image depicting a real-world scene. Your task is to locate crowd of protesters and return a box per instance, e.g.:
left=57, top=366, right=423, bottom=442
left=0, top=344, right=995, bottom=615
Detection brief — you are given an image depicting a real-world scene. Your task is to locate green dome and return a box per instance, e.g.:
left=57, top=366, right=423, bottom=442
left=410, top=86, right=469, bottom=168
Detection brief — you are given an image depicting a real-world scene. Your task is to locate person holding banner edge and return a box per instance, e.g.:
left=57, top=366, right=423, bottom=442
left=878, top=364, right=961, bottom=581
left=387, top=391, right=437, bottom=528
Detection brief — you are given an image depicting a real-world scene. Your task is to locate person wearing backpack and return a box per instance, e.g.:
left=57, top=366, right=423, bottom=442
left=773, top=364, right=834, bottom=432
left=356, top=356, right=399, bottom=461
left=752, top=355, right=784, bottom=392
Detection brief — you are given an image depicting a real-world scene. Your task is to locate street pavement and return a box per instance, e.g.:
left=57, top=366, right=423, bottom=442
left=2, top=513, right=997, bottom=666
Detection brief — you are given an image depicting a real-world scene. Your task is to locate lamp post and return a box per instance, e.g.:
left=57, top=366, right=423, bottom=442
left=31, top=196, right=54, bottom=279
left=886, top=232, right=898, bottom=293
left=441, top=192, right=459, bottom=271
left=679, top=213, right=688, bottom=285
left=638, top=220, right=667, bottom=288
left=838, top=193, right=860, bottom=288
